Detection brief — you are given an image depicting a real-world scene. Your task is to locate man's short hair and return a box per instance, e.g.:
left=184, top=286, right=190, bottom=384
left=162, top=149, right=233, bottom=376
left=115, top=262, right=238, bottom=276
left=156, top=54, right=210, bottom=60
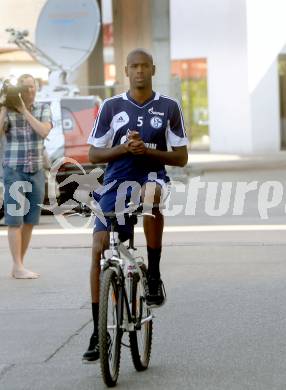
left=17, top=74, right=35, bottom=86
left=126, top=48, right=153, bottom=65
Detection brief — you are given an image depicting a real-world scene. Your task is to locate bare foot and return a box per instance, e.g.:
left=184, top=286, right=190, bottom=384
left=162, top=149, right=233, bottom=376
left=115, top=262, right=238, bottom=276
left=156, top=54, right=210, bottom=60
left=11, top=268, right=40, bottom=279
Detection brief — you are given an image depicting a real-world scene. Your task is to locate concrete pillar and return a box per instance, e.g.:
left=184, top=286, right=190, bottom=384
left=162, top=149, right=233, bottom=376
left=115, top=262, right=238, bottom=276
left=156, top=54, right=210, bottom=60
left=206, top=0, right=253, bottom=153
left=151, top=0, right=171, bottom=96
left=87, top=0, right=105, bottom=98
left=112, top=0, right=171, bottom=95
left=208, top=0, right=282, bottom=153
left=73, top=0, right=105, bottom=97
left=73, top=61, right=89, bottom=90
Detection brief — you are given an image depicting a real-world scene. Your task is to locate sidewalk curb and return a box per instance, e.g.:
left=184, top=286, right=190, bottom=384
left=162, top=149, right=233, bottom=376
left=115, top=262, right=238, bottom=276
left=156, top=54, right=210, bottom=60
left=169, top=152, right=286, bottom=177
left=187, top=159, right=286, bottom=174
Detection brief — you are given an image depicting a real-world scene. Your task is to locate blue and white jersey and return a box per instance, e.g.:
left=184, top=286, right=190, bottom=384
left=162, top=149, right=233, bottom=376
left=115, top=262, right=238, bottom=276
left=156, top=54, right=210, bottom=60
left=87, top=91, right=188, bottom=184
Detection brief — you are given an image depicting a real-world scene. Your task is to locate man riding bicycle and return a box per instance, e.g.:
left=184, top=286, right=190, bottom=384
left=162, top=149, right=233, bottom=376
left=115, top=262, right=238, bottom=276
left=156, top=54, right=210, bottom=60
left=83, top=48, right=188, bottom=362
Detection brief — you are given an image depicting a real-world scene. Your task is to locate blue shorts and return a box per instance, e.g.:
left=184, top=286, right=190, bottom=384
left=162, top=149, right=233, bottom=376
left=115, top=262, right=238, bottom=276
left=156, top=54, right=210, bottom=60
left=93, top=174, right=170, bottom=235
left=3, top=166, right=45, bottom=226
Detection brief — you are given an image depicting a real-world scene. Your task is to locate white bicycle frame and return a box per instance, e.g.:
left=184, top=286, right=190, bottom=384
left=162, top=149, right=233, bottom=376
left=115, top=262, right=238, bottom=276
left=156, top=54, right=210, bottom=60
left=100, top=229, right=153, bottom=332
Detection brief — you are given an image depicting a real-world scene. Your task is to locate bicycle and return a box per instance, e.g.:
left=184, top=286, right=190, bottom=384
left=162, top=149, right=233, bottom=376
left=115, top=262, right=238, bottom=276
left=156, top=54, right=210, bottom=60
left=71, top=202, right=163, bottom=387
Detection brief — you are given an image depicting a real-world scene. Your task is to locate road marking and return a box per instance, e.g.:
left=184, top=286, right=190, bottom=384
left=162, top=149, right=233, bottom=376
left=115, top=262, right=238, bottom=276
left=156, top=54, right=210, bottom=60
left=1, top=225, right=286, bottom=236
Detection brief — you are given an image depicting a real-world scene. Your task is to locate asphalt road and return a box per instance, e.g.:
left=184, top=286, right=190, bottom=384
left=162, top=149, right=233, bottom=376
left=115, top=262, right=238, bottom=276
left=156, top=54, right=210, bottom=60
left=1, top=169, right=286, bottom=389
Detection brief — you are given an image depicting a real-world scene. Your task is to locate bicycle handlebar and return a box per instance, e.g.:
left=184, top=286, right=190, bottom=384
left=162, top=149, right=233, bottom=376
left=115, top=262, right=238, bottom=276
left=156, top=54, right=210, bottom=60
left=62, top=202, right=157, bottom=219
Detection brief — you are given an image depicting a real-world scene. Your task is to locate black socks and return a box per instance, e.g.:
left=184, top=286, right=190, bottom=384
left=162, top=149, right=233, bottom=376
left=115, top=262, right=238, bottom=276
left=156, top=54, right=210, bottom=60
left=147, top=246, right=162, bottom=279
left=92, top=302, right=99, bottom=337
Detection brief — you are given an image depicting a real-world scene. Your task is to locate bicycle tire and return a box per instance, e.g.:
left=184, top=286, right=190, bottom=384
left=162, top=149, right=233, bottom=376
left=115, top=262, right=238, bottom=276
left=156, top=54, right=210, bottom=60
left=129, top=264, right=153, bottom=371
left=99, top=268, right=122, bottom=387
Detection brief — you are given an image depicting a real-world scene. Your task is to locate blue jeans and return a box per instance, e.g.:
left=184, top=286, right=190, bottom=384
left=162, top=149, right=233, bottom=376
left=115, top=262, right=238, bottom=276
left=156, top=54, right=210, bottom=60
left=3, top=166, right=45, bottom=226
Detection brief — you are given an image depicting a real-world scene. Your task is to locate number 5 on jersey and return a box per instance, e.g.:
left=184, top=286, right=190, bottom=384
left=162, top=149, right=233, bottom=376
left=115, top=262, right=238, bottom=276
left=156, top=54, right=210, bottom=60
left=137, top=116, right=143, bottom=127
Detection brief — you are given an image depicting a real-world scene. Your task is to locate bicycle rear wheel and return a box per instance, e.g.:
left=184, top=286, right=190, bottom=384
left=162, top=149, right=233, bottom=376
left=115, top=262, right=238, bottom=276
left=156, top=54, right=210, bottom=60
left=129, top=265, right=153, bottom=371
left=99, top=268, right=122, bottom=387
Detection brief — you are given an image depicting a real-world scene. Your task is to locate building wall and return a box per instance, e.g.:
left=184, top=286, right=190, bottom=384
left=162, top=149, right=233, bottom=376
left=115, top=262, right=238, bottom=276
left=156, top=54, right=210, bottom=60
left=0, top=0, right=47, bottom=80
left=3, top=0, right=284, bottom=153
left=112, top=0, right=152, bottom=90
left=0, top=0, right=106, bottom=87
left=170, top=0, right=286, bottom=153
left=0, top=50, right=48, bottom=81
left=171, top=59, right=207, bottom=79
left=246, top=0, right=286, bottom=152
left=112, top=0, right=171, bottom=95
left=0, top=0, right=46, bottom=48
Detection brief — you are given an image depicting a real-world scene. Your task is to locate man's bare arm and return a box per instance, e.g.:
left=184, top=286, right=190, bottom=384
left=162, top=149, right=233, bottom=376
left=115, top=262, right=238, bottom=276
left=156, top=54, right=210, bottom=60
left=89, top=144, right=129, bottom=164
left=145, top=145, right=188, bottom=167
left=127, top=131, right=188, bottom=167
left=89, top=129, right=188, bottom=167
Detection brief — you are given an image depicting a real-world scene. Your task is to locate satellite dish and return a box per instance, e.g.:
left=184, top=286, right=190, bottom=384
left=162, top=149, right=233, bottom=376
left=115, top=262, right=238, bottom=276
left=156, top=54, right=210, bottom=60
left=35, top=0, right=101, bottom=73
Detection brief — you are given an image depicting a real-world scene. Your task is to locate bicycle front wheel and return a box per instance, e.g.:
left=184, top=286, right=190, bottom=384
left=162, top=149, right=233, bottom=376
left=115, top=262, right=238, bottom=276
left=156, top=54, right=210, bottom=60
left=129, top=265, right=153, bottom=371
left=99, top=268, right=122, bottom=387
